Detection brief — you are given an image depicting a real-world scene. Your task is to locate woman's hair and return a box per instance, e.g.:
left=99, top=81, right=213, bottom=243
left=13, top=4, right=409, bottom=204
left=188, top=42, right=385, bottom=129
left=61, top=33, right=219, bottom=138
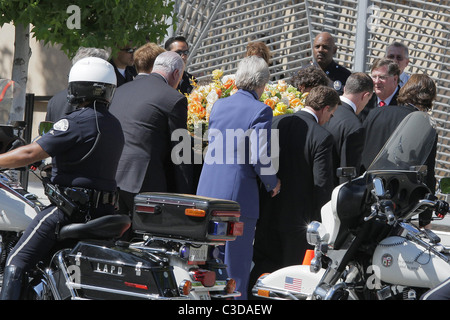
left=246, top=41, right=271, bottom=64
left=397, top=73, right=437, bottom=111
left=235, top=56, right=270, bottom=91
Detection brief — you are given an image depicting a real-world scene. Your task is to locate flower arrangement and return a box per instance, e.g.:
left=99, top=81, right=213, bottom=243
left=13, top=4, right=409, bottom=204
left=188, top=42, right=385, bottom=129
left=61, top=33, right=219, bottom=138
left=186, top=70, right=307, bottom=134
left=260, top=80, right=308, bottom=116
left=186, top=69, right=237, bottom=135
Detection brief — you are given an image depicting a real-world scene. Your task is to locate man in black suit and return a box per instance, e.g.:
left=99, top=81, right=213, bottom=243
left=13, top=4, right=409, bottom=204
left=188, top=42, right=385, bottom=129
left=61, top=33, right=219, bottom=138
left=250, top=86, right=340, bottom=291
left=109, top=51, right=193, bottom=217
left=358, top=58, right=400, bottom=122
left=324, top=72, right=374, bottom=185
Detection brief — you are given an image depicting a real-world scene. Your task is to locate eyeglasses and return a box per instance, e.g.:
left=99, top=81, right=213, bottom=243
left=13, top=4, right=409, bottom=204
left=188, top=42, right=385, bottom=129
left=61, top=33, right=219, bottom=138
left=175, top=50, right=190, bottom=56
left=120, top=48, right=136, bottom=54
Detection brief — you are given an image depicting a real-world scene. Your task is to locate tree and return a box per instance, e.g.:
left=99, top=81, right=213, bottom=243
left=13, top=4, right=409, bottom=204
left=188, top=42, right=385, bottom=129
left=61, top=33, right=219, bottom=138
left=0, top=0, right=175, bottom=123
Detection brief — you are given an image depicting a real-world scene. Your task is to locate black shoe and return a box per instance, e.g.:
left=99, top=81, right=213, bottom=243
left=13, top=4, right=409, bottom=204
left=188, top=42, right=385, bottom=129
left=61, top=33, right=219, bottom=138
left=0, top=265, right=23, bottom=300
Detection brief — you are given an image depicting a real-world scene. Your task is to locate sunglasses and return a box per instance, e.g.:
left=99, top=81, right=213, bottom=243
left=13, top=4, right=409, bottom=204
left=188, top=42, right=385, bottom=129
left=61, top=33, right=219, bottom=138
left=175, top=50, right=190, bottom=56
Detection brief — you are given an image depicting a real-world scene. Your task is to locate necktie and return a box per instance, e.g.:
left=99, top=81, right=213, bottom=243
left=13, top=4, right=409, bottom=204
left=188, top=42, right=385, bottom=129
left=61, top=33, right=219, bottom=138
left=379, top=101, right=386, bottom=107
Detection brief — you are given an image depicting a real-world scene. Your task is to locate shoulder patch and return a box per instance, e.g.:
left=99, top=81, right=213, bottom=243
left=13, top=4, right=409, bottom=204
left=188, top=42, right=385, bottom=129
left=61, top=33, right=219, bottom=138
left=53, top=119, right=69, bottom=132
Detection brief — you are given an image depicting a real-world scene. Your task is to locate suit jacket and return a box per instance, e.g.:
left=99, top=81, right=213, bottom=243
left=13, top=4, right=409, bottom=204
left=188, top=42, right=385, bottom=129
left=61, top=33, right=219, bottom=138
left=109, top=60, right=137, bottom=87
left=260, top=110, right=334, bottom=229
left=109, top=73, right=193, bottom=194
left=361, top=103, right=417, bottom=172
left=45, top=89, right=76, bottom=123
left=196, top=89, right=278, bottom=220
left=324, top=102, right=365, bottom=185
left=178, top=70, right=196, bottom=95
left=358, top=86, right=400, bottom=123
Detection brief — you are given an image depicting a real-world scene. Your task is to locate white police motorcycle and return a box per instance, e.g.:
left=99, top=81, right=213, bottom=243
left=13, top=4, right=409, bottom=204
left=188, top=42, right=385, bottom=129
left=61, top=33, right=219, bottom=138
left=0, top=79, right=241, bottom=299
left=253, top=111, right=450, bottom=300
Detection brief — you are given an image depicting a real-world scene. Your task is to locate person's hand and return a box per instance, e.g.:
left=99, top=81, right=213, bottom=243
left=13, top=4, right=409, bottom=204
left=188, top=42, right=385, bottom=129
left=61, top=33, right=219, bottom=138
left=271, top=178, right=281, bottom=197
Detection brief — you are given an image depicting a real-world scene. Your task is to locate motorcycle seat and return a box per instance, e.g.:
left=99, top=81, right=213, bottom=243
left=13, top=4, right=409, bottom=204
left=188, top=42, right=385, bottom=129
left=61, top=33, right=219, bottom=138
left=58, top=214, right=131, bottom=241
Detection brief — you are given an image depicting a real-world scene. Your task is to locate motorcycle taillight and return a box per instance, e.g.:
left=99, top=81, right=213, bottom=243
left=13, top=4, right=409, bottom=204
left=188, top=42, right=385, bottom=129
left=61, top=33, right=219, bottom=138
left=208, top=210, right=243, bottom=240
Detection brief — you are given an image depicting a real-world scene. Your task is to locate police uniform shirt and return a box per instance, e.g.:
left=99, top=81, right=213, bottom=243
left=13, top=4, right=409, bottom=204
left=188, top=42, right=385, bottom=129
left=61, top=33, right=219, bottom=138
left=36, top=103, right=124, bottom=191
left=310, top=60, right=351, bottom=95
left=323, top=60, right=352, bottom=95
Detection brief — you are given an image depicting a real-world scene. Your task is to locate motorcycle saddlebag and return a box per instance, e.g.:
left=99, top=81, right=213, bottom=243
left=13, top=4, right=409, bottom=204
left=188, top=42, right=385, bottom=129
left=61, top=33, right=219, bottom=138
left=132, top=192, right=242, bottom=241
left=60, top=241, right=180, bottom=300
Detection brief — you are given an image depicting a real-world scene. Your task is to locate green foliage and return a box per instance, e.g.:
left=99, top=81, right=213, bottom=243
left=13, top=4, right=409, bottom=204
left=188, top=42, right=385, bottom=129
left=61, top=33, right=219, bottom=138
left=0, top=0, right=176, bottom=58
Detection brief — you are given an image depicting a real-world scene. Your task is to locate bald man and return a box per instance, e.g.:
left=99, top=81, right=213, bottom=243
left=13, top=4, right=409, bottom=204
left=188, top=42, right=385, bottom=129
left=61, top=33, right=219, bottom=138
left=312, top=32, right=351, bottom=94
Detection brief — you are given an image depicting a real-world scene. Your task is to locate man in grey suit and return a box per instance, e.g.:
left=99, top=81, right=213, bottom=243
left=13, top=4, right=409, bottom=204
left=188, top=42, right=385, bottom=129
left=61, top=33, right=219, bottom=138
left=109, top=51, right=193, bottom=216
left=324, top=72, right=374, bottom=185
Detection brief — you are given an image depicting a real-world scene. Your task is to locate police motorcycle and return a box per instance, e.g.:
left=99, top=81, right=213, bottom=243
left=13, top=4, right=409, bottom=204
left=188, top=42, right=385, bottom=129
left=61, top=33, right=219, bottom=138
left=0, top=77, right=186, bottom=300
left=253, top=111, right=450, bottom=300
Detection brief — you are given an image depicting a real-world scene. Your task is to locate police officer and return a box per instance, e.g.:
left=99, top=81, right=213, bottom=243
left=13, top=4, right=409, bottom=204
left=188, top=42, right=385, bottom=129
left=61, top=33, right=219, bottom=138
left=312, top=32, right=351, bottom=95
left=0, top=57, right=125, bottom=300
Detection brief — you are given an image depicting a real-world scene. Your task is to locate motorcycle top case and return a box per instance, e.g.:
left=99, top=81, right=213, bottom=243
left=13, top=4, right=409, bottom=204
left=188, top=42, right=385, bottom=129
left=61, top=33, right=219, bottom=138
left=133, top=192, right=242, bottom=241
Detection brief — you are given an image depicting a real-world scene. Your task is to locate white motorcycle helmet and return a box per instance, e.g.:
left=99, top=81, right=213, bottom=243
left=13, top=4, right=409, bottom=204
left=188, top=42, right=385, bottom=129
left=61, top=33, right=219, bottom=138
left=67, top=57, right=117, bottom=105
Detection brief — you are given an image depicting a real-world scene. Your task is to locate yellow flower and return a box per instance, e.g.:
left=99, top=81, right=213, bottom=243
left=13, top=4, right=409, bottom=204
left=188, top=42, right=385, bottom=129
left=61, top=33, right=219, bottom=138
left=212, top=69, right=224, bottom=80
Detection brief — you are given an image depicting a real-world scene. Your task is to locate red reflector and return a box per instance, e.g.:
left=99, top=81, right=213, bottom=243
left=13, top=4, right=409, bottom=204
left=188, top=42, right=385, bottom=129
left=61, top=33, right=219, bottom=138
left=135, top=205, right=155, bottom=214
left=124, top=282, right=148, bottom=290
left=228, top=222, right=244, bottom=236
left=190, top=269, right=216, bottom=287
left=212, top=210, right=241, bottom=217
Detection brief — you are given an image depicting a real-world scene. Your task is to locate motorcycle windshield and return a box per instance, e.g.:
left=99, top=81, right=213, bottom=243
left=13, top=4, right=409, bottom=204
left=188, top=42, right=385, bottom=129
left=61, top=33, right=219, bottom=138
left=367, top=111, right=437, bottom=172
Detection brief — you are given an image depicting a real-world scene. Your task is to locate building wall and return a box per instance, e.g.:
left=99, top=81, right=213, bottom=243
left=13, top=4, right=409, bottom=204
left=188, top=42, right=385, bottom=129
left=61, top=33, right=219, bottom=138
left=0, top=23, right=72, bottom=97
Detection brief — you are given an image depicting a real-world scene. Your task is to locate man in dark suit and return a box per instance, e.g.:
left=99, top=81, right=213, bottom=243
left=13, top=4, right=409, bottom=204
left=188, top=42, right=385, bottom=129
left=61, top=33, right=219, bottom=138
left=358, top=58, right=401, bottom=122
left=324, top=72, right=374, bottom=185
left=250, top=86, right=340, bottom=292
left=109, top=51, right=193, bottom=216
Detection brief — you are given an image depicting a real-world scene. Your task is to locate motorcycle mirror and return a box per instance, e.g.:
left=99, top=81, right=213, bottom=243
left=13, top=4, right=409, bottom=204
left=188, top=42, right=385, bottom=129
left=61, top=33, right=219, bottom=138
left=440, top=177, right=450, bottom=195
left=373, top=177, right=385, bottom=197
left=39, top=121, right=54, bottom=136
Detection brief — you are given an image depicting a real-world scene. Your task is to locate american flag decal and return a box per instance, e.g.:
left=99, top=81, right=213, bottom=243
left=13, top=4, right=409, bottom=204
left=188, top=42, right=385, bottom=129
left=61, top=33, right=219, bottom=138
left=284, top=276, right=302, bottom=291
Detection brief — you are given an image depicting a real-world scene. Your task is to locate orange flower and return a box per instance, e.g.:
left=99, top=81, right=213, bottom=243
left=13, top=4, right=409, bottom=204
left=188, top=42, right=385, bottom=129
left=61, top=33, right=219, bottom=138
left=223, top=78, right=234, bottom=90
left=264, top=98, right=276, bottom=110
left=188, top=100, right=207, bottom=119
left=289, top=97, right=302, bottom=107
